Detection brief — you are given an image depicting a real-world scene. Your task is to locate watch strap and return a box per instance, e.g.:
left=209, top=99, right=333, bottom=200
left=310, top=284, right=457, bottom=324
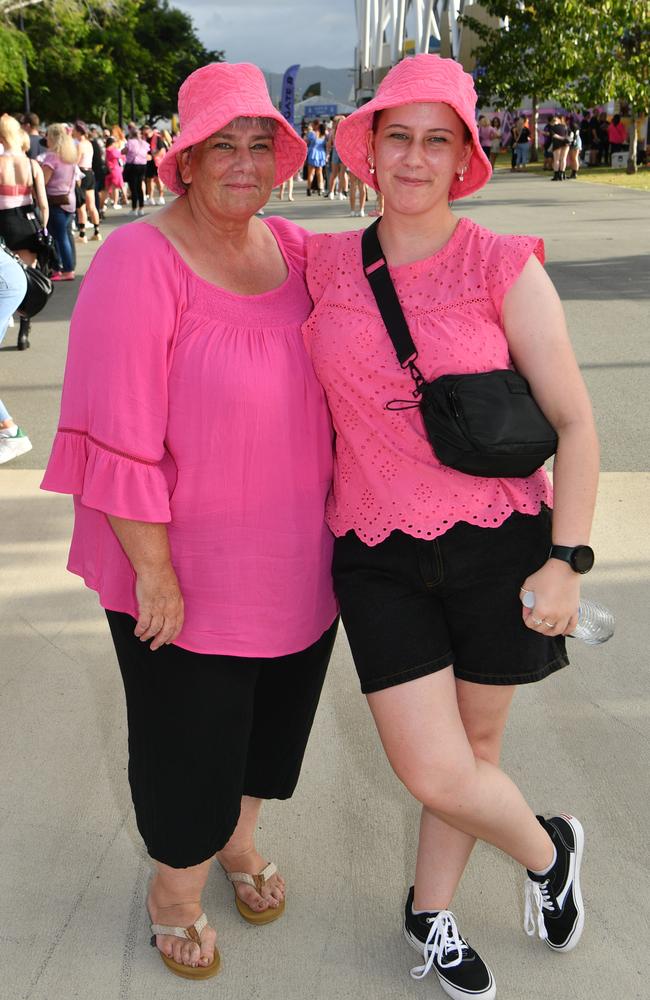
left=549, top=545, right=576, bottom=562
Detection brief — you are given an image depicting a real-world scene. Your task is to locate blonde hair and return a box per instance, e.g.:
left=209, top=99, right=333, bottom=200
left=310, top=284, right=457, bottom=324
left=0, top=113, right=23, bottom=149
left=46, top=123, right=78, bottom=164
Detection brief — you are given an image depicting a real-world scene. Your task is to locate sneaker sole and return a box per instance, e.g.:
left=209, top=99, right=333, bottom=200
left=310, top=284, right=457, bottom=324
left=546, top=815, right=585, bottom=953
left=0, top=437, right=33, bottom=464
left=403, top=925, right=496, bottom=1000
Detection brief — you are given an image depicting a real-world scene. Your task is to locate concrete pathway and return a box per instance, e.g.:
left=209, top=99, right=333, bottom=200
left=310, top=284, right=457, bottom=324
left=1, top=171, right=649, bottom=1000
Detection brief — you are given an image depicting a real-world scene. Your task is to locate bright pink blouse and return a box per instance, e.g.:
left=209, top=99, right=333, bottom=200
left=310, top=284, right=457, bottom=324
left=303, top=218, right=553, bottom=546
left=42, top=218, right=337, bottom=656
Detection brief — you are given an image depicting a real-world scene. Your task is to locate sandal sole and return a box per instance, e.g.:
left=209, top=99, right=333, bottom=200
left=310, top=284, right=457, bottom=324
left=235, top=894, right=285, bottom=925
left=159, top=950, right=221, bottom=979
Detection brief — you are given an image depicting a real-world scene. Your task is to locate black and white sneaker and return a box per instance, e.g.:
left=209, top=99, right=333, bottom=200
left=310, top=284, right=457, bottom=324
left=524, top=814, right=585, bottom=952
left=403, top=887, right=496, bottom=1000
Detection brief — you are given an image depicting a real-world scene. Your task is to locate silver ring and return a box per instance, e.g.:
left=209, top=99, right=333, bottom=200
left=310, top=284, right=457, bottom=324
left=531, top=617, right=543, bottom=626
left=543, top=620, right=557, bottom=628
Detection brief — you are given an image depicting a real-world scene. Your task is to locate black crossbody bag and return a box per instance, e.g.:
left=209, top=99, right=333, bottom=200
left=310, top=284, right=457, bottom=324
left=361, top=220, right=558, bottom=479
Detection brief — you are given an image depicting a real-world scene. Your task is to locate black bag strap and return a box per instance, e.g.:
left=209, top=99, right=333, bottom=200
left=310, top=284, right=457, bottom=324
left=361, top=220, right=427, bottom=396
left=361, top=220, right=418, bottom=366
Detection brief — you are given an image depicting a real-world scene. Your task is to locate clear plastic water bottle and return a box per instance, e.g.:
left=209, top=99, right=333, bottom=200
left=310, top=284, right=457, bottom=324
left=569, top=598, right=615, bottom=644
left=520, top=591, right=615, bottom=644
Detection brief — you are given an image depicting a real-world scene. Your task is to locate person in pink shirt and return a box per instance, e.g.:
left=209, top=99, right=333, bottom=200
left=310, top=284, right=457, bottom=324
left=607, top=114, right=629, bottom=158
left=304, top=55, right=599, bottom=999
left=41, top=62, right=337, bottom=980
left=123, top=126, right=150, bottom=215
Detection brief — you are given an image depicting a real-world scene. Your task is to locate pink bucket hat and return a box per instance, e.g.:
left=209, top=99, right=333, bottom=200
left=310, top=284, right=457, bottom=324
left=336, top=55, right=492, bottom=200
left=158, top=62, right=306, bottom=195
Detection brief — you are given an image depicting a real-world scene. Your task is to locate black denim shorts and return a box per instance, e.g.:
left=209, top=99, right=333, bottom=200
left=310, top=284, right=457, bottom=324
left=333, top=508, right=569, bottom=694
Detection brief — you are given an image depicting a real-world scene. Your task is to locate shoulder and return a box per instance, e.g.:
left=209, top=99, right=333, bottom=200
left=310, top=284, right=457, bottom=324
left=307, top=228, right=357, bottom=261
left=264, top=216, right=310, bottom=271
left=305, top=230, right=359, bottom=305
left=82, top=223, right=182, bottom=290
left=462, top=219, right=545, bottom=267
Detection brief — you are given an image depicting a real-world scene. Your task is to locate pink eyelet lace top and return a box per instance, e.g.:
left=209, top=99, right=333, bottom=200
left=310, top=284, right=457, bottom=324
left=303, top=217, right=553, bottom=546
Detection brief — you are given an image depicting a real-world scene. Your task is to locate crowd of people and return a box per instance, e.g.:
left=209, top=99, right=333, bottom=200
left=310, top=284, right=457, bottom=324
left=0, top=111, right=172, bottom=463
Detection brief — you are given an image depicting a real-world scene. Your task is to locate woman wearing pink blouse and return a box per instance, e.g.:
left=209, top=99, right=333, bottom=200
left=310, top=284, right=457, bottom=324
left=303, top=56, right=599, bottom=1000
left=42, top=62, right=337, bottom=980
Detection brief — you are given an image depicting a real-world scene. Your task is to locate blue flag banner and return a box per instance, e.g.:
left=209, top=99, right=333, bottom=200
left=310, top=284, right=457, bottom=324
left=280, top=64, right=300, bottom=125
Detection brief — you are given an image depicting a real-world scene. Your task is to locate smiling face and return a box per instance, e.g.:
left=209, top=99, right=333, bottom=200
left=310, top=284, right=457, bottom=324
left=177, top=118, right=276, bottom=220
left=368, top=103, right=472, bottom=217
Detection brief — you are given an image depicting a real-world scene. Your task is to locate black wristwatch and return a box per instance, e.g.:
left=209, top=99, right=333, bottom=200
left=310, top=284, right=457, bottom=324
left=549, top=544, right=595, bottom=574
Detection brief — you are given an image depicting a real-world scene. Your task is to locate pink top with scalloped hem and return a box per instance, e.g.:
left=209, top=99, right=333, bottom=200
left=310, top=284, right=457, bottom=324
left=303, top=218, right=553, bottom=546
left=42, top=218, right=337, bottom=657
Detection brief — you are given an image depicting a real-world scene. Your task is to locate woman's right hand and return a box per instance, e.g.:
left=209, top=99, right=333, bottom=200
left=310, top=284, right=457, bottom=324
left=134, top=563, right=184, bottom=650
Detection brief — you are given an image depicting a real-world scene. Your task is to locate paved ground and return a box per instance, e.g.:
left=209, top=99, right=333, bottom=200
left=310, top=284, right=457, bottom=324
left=1, top=171, right=649, bottom=1000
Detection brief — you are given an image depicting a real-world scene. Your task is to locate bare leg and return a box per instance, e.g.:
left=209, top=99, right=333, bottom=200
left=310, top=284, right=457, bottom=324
left=216, top=796, right=285, bottom=913
left=368, top=667, right=554, bottom=874
left=148, top=858, right=217, bottom=970
left=349, top=177, right=357, bottom=213
left=85, top=189, right=100, bottom=227
left=413, top=679, right=516, bottom=909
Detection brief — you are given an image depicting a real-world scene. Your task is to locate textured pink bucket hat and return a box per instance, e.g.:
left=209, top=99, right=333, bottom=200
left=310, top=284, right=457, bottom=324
left=158, top=62, right=306, bottom=195
left=336, top=55, right=491, bottom=200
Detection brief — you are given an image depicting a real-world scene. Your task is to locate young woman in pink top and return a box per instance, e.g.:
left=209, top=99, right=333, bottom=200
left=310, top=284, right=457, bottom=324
left=42, top=63, right=337, bottom=980
left=304, top=55, right=599, bottom=1000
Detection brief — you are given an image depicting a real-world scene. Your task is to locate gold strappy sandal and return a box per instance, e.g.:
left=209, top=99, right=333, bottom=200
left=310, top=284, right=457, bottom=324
left=225, top=861, right=286, bottom=925
left=150, top=912, right=221, bottom=980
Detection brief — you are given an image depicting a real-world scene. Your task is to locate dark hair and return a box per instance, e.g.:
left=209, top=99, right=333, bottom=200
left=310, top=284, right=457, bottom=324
left=491, top=116, right=500, bottom=127
left=612, top=114, right=621, bottom=125
left=105, top=136, right=115, bottom=147
left=74, top=119, right=87, bottom=135
left=23, top=112, right=40, bottom=128
left=372, top=108, right=471, bottom=142
left=318, top=122, right=327, bottom=137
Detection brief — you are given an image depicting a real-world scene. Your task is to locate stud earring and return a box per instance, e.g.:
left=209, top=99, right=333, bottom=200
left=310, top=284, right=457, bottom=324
left=367, top=155, right=375, bottom=175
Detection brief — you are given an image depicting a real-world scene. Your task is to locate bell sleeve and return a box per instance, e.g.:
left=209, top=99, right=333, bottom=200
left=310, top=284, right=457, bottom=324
left=41, top=225, right=182, bottom=522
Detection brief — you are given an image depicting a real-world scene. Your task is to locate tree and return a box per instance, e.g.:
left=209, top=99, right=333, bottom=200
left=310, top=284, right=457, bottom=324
left=0, top=0, right=223, bottom=123
left=461, top=1, right=650, bottom=170
left=459, top=2, right=584, bottom=160
left=567, top=1, right=650, bottom=173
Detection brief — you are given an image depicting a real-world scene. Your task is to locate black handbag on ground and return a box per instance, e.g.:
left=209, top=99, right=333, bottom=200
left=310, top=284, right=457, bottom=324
left=361, top=219, right=558, bottom=478
left=0, top=239, right=53, bottom=319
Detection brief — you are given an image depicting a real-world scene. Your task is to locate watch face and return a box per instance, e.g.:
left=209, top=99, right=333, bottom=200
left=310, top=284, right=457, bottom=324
left=572, top=546, right=595, bottom=573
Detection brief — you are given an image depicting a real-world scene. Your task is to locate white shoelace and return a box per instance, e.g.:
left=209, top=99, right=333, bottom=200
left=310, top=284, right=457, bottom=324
left=523, top=878, right=552, bottom=940
left=410, top=910, right=468, bottom=981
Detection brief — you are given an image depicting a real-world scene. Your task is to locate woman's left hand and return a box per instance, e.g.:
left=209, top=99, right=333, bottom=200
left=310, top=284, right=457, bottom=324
left=520, top=559, right=580, bottom=637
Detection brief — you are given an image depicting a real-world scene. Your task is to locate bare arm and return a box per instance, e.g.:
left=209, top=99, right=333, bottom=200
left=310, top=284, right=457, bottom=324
left=107, top=515, right=184, bottom=650
left=31, top=159, right=49, bottom=229
left=502, top=254, right=600, bottom=635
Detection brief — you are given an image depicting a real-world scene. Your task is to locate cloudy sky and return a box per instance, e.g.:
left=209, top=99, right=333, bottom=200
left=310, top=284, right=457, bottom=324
left=174, top=0, right=357, bottom=71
